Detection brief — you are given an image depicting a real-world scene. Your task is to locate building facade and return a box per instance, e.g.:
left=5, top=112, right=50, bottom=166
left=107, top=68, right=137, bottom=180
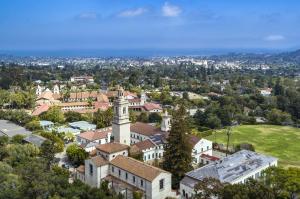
left=180, top=150, right=278, bottom=199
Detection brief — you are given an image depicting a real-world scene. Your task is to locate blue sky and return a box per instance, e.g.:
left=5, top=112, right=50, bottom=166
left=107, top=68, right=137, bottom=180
left=1, top=0, right=300, bottom=51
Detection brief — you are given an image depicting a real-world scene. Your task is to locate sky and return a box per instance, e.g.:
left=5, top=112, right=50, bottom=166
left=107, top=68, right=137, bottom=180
left=1, top=0, right=300, bottom=52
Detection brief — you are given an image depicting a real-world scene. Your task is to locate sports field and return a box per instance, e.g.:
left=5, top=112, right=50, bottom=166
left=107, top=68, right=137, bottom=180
left=205, top=125, right=300, bottom=168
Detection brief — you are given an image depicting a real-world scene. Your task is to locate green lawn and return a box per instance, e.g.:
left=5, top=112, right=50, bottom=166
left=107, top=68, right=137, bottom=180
left=205, top=125, right=300, bottom=168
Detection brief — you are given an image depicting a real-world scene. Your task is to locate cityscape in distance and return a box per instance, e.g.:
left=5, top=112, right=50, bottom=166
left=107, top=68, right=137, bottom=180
left=0, top=1, right=299, bottom=199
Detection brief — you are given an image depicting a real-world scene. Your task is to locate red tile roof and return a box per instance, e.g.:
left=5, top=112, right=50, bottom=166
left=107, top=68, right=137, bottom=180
left=128, top=98, right=141, bottom=103
left=110, top=155, right=169, bottom=181
left=130, top=122, right=162, bottom=136
left=94, top=102, right=110, bottom=111
left=32, top=104, right=50, bottom=116
left=91, top=156, right=109, bottom=167
left=96, top=143, right=129, bottom=154
left=133, top=139, right=156, bottom=151
left=144, top=103, right=162, bottom=111
left=78, top=128, right=112, bottom=141
left=200, top=154, right=220, bottom=161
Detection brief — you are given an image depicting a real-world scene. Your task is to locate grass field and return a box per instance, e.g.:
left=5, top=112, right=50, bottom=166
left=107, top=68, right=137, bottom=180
left=205, top=125, right=300, bottom=168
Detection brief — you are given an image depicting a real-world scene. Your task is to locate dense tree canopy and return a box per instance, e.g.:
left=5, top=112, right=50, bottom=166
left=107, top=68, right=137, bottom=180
left=163, top=105, right=193, bottom=189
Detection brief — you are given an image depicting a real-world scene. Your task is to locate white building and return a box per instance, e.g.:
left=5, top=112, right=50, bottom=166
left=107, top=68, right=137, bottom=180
left=96, top=142, right=129, bottom=161
left=189, top=136, right=213, bottom=165
left=112, top=87, right=131, bottom=146
left=132, top=134, right=166, bottom=162
left=130, top=113, right=213, bottom=165
left=160, top=111, right=171, bottom=132
left=260, top=88, right=272, bottom=96
left=180, top=150, right=278, bottom=199
left=79, top=154, right=174, bottom=199
left=76, top=85, right=175, bottom=199
left=76, top=127, right=112, bottom=152
left=36, top=85, right=43, bottom=96
left=53, top=84, right=60, bottom=94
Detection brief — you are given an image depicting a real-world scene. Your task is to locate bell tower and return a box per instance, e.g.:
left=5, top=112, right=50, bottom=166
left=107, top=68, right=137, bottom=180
left=112, top=86, right=131, bottom=145
left=161, top=110, right=171, bottom=132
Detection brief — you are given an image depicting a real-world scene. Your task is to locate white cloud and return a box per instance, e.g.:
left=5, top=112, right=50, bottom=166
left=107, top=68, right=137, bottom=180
left=264, top=35, right=285, bottom=41
left=77, top=12, right=98, bottom=20
left=162, top=2, right=182, bottom=17
left=118, top=8, right=147, bottom=17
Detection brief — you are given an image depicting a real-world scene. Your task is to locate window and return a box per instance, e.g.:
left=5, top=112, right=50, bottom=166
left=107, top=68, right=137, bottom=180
left=140, top=179, right=144, bottom=187
left=123, top=152, right=126, bottom=155
left=207, top=146, right=209, bottom=150
left=159, top=179, right=164, bottom=190
left=89, top=164, right=93, bottom=175
left=123, top=107, right=126, bottom=114
left=133, top=176, right=136, bottom=183
left=144, top=156, right=147, bottom=161
left=126, top=172, right=128, bottom=180
left=119, top=169, right=121, bottom=176
left=112, top=166, right=114, bottom=173
left=182, top=189, right=185, bottom=196
left=201, top=148, right=203, bottom=152
left=152, top=153, right=154, bottom=159
left=113, top=155, right=115, bottom=158
left=148, top=154, right=150, bottom=160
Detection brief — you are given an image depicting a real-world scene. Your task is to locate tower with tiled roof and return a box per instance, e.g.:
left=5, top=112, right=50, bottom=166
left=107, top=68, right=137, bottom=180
left=112, top=86, right=131, bottom=145
left=161, top=110, right=171, bottom=132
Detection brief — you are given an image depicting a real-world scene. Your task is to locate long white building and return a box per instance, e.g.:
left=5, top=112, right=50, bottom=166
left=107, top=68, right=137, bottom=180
left=180, top=150, right=278, bottom=199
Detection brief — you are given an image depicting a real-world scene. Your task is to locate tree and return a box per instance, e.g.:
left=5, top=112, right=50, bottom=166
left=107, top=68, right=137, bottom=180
left=66, top=144, right=88, bottom=167
left=11, top=134, right=25, bottom=144
left=64, top=132, right=75, bottom=142
left=206, top=114, right=221, bottom=129
left=137, top=112, right=148, bottom=123
left=220, top=178, right=274, bottom=199
left=93, top=108, right=113, bottom=129
left=25, top=119, right=42, bottom=131
left=41, top=106, right=65, bottom=124
left=148, top=112, right=162, bottom=123
left=133, top=191, right=143, bottom=199
left=163, top=105, right=192, bottom=189
left=39, top=131, right=64, bottom=153
left=40, top=140, right=56, bottom=169
left=267, top=108, right=292, bottom=125
left=129, top=110, right=137, bottom=123
left=0, top=162, right=22, bottom=199
left=193, top=178, right=224, bottom=199
left=64, top=111, right=83, bottom=122
left=3, top=143, right=39, bottom=167
left=263, top=167, right=300, bottom=199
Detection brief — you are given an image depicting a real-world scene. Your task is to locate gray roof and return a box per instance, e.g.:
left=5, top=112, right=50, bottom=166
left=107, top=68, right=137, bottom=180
left=23, top=134, right=47, bottom=147
left=68, top=121, right=96, bottom=131
left=56, top=127, right=81, bottom=134
left=40, top=120, right=54, bottom=127
left=0, top=120, right=32, bottom=137
left=149, top=133, right=167, bottom=145
left=185, top=150, right=277, bottom=185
